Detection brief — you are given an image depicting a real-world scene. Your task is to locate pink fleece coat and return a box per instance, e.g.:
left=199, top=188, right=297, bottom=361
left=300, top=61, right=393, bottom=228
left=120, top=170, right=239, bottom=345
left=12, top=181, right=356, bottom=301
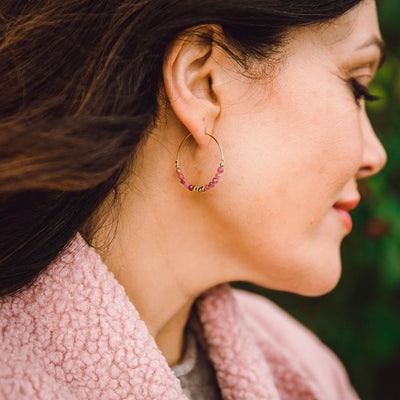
left=0, top=232, right=360, bottom=400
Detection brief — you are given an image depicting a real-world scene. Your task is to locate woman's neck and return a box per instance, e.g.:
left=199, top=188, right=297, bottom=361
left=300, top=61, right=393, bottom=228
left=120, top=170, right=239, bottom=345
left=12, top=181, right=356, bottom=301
left=85, top=127, right=241, bottom=366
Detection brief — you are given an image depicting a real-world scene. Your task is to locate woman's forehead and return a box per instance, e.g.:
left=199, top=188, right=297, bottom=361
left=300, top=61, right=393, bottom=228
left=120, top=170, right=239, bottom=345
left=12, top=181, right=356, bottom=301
left=309, top=0, right=381, bottom=52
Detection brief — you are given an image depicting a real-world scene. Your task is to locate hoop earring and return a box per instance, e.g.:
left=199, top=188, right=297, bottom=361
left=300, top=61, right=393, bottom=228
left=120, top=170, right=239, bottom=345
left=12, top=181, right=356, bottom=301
left=175, top=132, right=225, bottom=192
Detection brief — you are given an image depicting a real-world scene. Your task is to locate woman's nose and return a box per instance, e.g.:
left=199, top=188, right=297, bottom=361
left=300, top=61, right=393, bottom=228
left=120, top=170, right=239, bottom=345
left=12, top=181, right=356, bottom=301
left=356, top=111, right=387, bottom=180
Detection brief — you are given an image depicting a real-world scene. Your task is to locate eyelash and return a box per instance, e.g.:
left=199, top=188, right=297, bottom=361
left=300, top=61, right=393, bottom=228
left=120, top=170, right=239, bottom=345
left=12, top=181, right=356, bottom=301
left=348, top=78, right=380, bottom=105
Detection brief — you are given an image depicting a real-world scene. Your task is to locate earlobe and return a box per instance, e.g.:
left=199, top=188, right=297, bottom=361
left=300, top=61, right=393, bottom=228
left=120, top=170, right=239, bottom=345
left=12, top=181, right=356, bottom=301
left=162, top=26, right=221, bottom=147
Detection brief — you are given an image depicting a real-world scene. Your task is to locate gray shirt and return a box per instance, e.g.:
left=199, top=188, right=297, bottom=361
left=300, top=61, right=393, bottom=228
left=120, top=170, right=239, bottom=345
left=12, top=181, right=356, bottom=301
left=171, top=327, right=223, bottom=400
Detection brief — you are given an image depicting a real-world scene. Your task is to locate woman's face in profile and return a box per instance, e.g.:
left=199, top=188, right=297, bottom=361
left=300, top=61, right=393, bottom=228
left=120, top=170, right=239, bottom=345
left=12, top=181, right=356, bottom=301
left=208, top=0, right=386, bottom=295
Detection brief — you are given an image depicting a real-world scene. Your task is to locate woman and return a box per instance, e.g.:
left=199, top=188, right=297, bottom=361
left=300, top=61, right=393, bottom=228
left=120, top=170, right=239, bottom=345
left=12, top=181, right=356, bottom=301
left=0, top=0, right=387, bottom=399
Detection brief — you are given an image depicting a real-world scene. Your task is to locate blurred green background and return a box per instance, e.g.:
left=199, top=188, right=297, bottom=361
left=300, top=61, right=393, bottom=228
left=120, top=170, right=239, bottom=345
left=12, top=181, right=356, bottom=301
left=234, top=1, right=400, bottom=399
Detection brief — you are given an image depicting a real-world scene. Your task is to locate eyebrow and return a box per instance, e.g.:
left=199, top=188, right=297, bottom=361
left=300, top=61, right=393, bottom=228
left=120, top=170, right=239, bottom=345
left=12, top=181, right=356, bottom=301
left=357, top=36, right=387, bottom=68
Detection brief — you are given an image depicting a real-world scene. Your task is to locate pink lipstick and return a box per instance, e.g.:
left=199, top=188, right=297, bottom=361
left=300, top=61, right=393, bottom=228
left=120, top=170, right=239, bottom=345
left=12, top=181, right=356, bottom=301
left=333, top=198, right=360, bottom=232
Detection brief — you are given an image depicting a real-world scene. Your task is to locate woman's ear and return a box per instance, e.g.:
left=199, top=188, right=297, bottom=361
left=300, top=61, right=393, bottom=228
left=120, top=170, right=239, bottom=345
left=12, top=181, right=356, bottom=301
left=162, top=26, right=222, bottom=147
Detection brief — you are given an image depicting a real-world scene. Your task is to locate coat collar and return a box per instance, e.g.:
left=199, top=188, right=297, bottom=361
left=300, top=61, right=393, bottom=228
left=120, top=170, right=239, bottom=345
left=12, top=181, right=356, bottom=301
left=2, top=232, right=319, bottom=399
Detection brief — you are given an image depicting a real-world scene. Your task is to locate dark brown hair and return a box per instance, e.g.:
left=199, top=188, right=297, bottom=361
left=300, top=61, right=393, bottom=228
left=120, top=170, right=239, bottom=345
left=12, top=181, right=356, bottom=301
left=0, top=0, right=364, bottom=296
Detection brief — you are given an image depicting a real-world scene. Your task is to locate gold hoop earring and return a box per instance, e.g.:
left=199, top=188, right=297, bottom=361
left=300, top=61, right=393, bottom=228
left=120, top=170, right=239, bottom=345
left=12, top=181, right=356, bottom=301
left=175, top=132, right=225, bottom=192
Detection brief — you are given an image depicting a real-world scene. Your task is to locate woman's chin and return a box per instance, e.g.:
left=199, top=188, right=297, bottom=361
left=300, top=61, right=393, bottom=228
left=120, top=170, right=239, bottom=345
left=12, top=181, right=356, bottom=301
left=295, top=263, right=342, bottom=297
left=250, top=256, right=343, bottom=297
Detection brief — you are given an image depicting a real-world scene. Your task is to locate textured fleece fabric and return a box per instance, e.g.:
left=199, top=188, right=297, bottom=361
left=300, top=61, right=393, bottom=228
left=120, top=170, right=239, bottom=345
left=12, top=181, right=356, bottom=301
left=0, top=232, right=360, bottom=400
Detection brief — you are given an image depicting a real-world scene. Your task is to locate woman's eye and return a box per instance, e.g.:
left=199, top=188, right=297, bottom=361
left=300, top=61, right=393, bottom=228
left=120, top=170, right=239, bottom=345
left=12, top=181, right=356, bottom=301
left=349, top=78, right=381, bottom=105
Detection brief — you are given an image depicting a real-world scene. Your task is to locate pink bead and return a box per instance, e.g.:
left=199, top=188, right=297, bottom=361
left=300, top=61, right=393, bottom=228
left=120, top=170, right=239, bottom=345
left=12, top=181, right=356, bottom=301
left=212, top=178, right=219, bottom=184
left=178, top=173, right=184, bottom=180
left=209, top=182, right=215, bottom=188
left=176, top=168, right=181, bottom=174
left=217, top=167, right=224, bottom=174
left=188, top=185, right=194, bottom=191
left=205, top=185, right=209, bottom=191
left=214, top=173, right=220, bottom=179
left=180, top=178, right=186, bottom=184
left=184, top=181, right=190, bottom=188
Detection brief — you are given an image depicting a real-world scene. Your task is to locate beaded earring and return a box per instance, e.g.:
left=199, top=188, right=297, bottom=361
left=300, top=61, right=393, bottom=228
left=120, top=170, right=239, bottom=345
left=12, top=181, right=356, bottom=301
left=175, top=132, right=224, bottom=192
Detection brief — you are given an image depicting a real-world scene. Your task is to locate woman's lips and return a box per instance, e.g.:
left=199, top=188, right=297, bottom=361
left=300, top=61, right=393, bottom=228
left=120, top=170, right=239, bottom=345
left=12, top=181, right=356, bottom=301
left=333, top=198, right=360, bottom=232
left=334, top=207, right=353, bottom=232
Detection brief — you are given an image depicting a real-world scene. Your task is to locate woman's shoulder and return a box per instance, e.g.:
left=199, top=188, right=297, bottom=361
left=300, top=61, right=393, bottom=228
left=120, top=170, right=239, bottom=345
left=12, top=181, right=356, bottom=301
left=0, top=353, right=73, bottom=399
left=232, top=288, right=360, bottom=400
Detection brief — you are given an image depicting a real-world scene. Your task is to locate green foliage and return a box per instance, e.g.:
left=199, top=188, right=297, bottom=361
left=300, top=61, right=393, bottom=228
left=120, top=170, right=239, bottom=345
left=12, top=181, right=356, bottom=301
left=234, top=2, right=400, bottom=399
